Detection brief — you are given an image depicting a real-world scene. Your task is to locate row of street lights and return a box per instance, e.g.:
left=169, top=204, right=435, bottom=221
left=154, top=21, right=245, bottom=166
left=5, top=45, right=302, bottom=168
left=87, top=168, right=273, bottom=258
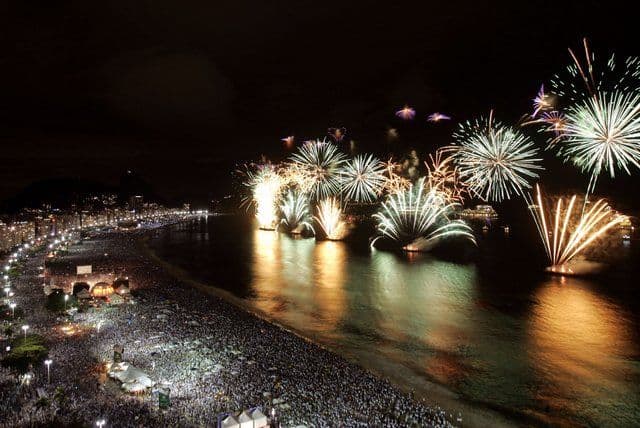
left=3, top=237, right=107, bottom=428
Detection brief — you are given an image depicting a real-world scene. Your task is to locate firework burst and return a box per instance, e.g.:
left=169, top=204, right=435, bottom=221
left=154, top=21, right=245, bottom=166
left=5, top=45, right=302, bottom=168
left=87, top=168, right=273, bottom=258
left=372, top=177, right=475, bottom=252
left=289, top=139, right=347, bottom=200
left=425, top=148, right=468, bottom=203
left=557, top=90, right=640, bottom=192
left=281, top=135, right=295, bottom=148
left=453, top=113, right=544, bottom=202
left=396, top=105, right=416, bottom=120
left=339, top=154, right=386, bottom=203
left=550, top=38, right=640, bottom=102
left=530, top=185, right=625, bottom=271
left=427, top=112, right=451, bottom=122
left=244, top=164, right=284, bottom=230
left=532, top=84, right=554, bottom=117
left=314, top=197, right=348, bottom=240
left=279, top=191, right=314, bottom=235
left=540, top=111, right=567, bottom=137
left=381, top=158, right=412, bottom=195
left=280, top=162, right=315, bottom=194
left=328, top=127, right=347, bottom=142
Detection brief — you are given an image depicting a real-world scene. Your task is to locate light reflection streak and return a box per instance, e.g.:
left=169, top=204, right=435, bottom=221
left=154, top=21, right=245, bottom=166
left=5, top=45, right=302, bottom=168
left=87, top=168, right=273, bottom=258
left=368, top=252, right=477, bottom=384
left=312, top=241, right=347, bottom=331
left=527, top=277, right=638, bottom=424
left=250, top=230, right=283, bottom=314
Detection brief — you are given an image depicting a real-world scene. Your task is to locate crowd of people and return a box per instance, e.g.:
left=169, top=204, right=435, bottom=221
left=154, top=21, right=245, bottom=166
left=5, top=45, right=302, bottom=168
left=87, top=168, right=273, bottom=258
left=0, top=221, right=457, bottom=427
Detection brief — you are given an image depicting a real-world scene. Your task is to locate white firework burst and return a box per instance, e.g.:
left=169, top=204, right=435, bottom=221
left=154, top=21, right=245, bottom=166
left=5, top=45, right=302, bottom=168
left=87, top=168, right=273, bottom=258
left=243, top=163, right=284, bottom=230
left=372, top=177, right=475, bottom=251
left=314, top=197, right=348, bottom=240
left=339, top=154, right=386, bottom=203
left=289, top=139, right=347, bottom=200
left=279, top=191, right=314, bottom=235
left=559, top=90, right=640, bottom=191
left=453, top=114, right=543, bottom=202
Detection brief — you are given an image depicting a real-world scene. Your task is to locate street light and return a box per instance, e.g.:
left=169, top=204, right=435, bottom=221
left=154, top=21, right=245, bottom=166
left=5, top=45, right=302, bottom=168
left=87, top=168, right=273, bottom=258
left=9, top=303, right=16, bottom=318
left=21, top=325, right=29, bottom=339
left=96, top=419, right=106, bottom=428
left=44, top=359, right=52, bottom=383
left=64, top=294, right=69, bottom=310
left=3, top=287, right=9, bottom=298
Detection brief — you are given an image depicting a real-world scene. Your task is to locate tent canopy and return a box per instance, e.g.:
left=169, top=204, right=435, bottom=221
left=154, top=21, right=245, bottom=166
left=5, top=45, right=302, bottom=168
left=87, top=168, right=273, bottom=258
left=251, top=408, right=268, bottom=427
left=72, top=282, right=90, bottom=295
left=109, top=363, right=154, bottom=393
left=238, top=410, right=252, bottom=428
left=221, top=415, right=240, bottom=428
left=92, top=282, right=114, bottom=297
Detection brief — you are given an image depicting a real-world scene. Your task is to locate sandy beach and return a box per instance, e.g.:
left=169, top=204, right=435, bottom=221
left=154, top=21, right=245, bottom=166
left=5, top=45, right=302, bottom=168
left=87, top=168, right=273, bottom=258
left=139, top=229, right=523, bottom=428
left=1, top=222, right=471, bottom=427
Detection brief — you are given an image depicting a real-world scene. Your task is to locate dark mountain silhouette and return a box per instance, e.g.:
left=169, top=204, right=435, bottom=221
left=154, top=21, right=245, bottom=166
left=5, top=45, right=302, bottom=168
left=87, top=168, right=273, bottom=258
left=1, top=172, right=167, bottom=214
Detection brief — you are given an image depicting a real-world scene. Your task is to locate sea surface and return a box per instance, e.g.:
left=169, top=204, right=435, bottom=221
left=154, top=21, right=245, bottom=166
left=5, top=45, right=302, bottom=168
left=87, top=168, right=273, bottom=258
left=148, top=215, right=640, bottom=426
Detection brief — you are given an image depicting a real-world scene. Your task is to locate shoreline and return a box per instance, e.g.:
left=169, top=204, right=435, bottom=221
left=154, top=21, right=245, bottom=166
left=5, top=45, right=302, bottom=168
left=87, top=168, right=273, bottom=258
left=2, top=223, right=458, bottom=427
left=139, top=224, right=522, bottom=428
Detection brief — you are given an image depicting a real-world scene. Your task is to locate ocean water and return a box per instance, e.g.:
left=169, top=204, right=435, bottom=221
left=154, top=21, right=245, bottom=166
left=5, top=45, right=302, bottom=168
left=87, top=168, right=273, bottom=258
left=148, top=215, right=640, bottom=426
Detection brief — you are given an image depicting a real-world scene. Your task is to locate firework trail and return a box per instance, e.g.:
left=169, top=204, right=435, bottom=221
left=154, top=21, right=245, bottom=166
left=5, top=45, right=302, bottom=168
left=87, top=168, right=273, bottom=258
left=381, top=157, right=412, bottom=195
left=530, top=185, right=625, bottom=270
left=425, top=148, right=468, bottom=203
left=550, top=38, right=640, bottom=102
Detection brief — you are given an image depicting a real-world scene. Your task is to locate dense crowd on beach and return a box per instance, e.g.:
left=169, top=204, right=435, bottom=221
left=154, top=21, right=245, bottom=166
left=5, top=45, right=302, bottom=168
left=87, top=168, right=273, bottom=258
left=1, top=221, right=457, bottom=427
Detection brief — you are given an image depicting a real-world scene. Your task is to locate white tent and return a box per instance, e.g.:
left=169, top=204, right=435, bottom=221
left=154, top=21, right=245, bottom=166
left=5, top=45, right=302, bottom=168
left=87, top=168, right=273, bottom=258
left=250, top=409, right=268, bottom=428
left=221, top=415, right=240, bottom=428
left=122, top=380, right=149, bottom=393
left=109, top=363, right=154, bottom=393
left=238, top=410, right=253, bottom=428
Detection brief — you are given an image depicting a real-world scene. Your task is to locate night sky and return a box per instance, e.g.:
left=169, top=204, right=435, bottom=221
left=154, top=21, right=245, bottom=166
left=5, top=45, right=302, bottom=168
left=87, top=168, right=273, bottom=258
left=1, top=1, right=637, bottom=208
